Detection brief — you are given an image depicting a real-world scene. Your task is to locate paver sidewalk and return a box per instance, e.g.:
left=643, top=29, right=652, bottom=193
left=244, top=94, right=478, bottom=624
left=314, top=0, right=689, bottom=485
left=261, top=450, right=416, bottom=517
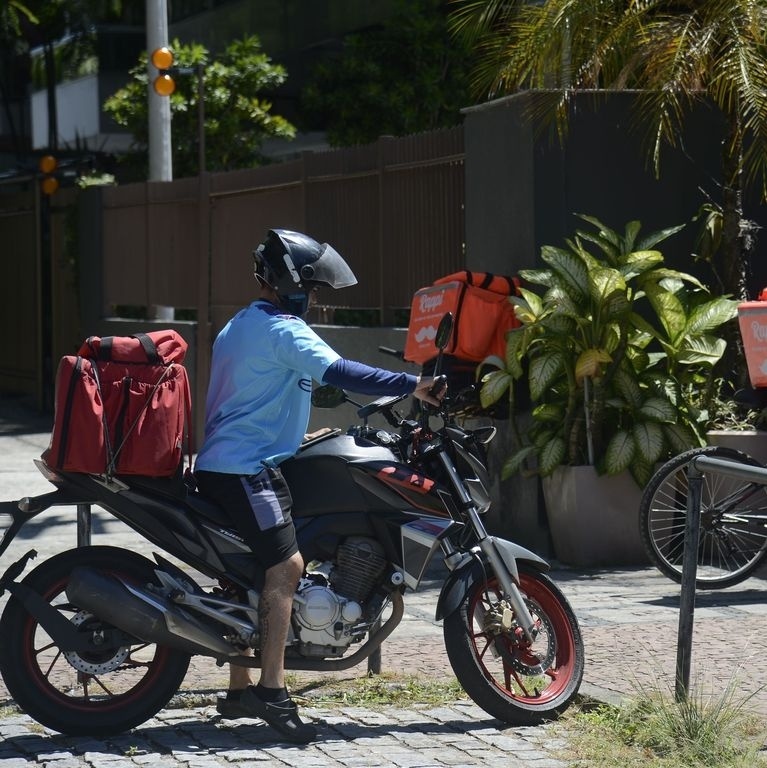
left=2, top=395, right=767, bottom=766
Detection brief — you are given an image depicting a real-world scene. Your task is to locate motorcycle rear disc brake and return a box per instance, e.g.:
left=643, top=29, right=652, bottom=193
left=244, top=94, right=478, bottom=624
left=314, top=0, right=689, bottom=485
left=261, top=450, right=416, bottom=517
left=62, top=611, right=130, bottom=675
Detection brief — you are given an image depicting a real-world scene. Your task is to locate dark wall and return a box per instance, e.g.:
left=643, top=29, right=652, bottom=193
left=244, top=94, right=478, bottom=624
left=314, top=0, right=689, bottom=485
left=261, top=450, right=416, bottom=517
left=464, top=91, right=767, bottom=296
left=461, top=90, right=767, bottom=555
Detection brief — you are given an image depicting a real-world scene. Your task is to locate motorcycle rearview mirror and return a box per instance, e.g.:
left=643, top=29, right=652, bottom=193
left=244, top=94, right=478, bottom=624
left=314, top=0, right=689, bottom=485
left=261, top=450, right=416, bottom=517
left=418, top=313, right=452, bottom=426
left=430, top=312, right=453, bottom=380
left=435, top=312, right=453, bottom=353
left=311, top=385, right=348, bottom=409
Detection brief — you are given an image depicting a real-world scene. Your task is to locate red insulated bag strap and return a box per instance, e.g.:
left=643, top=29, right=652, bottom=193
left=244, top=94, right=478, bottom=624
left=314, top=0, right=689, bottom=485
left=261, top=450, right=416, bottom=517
left=132, top=333, right=161, bottom=364
left=88, top=356, right=116, bottom=473
left=95, top=333, right=161, bottom=364
left=56, top=356, right=84, bottom=469
left=182, top=370, right=194, bottom=472
left=106, top=364, right=175, bottom=477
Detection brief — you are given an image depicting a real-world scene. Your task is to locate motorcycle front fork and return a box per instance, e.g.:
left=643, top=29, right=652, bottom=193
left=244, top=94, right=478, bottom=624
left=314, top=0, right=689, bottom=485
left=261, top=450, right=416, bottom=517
left=436, top=450, right=538, bottom=642
left=442, top=535, right=538, bottom=643
left=439, top=450, right=536, bottom=643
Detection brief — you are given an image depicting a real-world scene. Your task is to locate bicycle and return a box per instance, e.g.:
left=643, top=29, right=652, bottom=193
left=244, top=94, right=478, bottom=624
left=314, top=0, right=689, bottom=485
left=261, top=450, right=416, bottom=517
left=639, top=444, right=767, bottom=589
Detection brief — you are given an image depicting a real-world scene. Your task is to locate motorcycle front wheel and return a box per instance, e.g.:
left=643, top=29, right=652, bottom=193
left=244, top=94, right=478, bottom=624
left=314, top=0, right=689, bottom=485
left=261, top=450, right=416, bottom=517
left=0, top=545, right=191, bottom=736
left=444, top=563, right=584, bottom=725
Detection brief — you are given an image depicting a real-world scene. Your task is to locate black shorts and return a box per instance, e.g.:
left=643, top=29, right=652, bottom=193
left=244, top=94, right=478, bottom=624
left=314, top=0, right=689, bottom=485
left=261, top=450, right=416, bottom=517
left=195, top=467, right=298, bottom=570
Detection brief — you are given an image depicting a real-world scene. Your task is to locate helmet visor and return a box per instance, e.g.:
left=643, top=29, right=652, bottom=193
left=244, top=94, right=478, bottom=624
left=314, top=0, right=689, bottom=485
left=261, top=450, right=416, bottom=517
left=300, top=243, right=358, bottom=289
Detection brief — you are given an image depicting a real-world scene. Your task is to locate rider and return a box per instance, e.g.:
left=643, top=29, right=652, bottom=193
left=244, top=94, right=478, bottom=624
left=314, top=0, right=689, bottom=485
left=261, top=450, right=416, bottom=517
left=194, top=229, right=444, bottom=743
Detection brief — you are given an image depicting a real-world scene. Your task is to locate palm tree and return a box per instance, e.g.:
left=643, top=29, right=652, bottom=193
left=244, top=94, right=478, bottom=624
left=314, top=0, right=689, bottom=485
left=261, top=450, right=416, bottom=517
left=449, top=0, right=767, bottom=303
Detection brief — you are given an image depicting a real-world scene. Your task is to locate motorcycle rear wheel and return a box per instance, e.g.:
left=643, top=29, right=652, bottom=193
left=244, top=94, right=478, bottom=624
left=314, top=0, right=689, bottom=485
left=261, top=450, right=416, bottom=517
left=0, top=545, right=191, bottom=736
left=444, top=564, right=584, bottom=725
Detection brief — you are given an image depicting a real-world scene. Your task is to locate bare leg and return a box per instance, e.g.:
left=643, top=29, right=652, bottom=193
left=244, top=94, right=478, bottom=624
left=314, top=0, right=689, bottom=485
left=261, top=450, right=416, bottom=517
left=228, top=551, right=304, bottom=691
left=228, top=649, right=255, bottom=691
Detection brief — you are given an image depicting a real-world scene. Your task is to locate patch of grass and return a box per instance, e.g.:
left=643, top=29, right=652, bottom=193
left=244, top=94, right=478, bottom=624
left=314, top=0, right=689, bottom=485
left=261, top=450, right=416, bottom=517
left=292, top=673, right=467, bottom=708
left=556, top=685, right=767, bottom=768
left=0, top=704, right=21, bottom=718
left=168, top=692, right=216, bottom=710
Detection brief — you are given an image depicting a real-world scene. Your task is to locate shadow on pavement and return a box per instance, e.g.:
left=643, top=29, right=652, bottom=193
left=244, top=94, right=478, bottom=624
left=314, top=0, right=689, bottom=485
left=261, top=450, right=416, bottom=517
left=0, top=396, right=52, bottom=436
left=0, top=710, right=505, bottom=757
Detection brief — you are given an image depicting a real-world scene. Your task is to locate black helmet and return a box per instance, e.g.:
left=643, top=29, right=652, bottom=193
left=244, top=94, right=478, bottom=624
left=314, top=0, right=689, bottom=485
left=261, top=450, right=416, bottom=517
left=253, top=229, right=358, bottom=316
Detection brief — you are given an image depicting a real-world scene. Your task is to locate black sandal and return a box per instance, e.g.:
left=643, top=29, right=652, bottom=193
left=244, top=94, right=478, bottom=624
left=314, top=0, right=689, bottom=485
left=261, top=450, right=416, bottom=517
left=216, top=689, right=252, bottom=719
left=222, top=686, right=317, bottom=744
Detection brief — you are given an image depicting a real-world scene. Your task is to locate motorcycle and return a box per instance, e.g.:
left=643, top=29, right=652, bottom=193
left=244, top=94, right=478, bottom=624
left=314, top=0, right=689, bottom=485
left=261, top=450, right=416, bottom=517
left=0, top=313, right=584, bottom=737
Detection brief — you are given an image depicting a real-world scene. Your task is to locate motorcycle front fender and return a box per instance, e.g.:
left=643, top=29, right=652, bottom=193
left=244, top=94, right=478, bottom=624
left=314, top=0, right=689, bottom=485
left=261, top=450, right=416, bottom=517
left=435, top=538, right=549, bottom=622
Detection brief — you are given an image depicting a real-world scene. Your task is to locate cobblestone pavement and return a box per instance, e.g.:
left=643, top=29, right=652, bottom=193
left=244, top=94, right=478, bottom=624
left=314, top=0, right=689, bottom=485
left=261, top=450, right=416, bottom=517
left=2, top=396, right=767, bottom=766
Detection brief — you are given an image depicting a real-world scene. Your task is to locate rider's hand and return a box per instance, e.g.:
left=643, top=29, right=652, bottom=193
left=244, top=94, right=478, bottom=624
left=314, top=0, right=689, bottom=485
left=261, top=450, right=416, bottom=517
left=413, top=375, right=447, bottom=407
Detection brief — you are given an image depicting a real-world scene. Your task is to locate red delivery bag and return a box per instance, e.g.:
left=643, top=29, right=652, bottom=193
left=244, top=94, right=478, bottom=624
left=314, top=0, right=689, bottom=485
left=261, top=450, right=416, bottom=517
left=43, top=330, right=191, bottom=477
left=738, top=300, right=767, bottom=388
left=404, top=271, right=520, bottom=365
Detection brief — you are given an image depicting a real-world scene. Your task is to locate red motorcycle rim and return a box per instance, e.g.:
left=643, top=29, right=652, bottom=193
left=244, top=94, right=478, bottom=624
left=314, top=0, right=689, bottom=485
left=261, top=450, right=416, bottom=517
left=467, top=573, right=577, bottom=705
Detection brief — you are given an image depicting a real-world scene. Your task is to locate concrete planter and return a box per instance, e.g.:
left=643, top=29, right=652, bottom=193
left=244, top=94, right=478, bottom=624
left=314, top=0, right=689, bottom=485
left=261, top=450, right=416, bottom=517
left=706, top=430, right=767, bottom=466
left=542, top=465, right=650, bottom=567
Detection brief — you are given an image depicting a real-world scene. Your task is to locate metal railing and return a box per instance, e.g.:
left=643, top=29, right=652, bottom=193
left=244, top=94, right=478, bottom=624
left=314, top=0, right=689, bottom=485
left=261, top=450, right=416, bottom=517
left=675, top=455, right=767, bottom=699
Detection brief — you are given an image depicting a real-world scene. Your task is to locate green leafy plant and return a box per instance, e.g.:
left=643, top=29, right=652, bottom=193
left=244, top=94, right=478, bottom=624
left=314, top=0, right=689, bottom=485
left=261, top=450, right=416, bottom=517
left=480, top=215, right=738, bottom=487
left=104, top=35, right=295, bottom=178
left=299, top=0, right=472, bottom=147
left=701, top=378, right=767, bottom=432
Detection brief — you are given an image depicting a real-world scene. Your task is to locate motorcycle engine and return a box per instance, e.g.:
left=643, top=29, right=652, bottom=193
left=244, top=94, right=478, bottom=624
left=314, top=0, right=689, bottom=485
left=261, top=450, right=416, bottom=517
left=294, top=537, right=387, bottom=657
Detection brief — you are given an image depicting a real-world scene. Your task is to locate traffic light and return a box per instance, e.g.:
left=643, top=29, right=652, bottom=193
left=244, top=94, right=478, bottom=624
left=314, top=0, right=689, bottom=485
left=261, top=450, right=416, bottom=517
left=151, top=46, right=176, bottom=96
left=39, top=155, right=59, bottom=195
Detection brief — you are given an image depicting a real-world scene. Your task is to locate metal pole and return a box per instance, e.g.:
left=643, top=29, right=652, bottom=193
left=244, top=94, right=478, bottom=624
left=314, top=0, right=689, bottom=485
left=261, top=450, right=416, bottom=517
left=367, top=619, right=382, bottom=675
left=146, top=0, right=172, bottom=181
left=675, top=458, right=702, bottom=701
left=38, top=187, right=53, bottom=412
left=197, top=63, right=205, bottom=175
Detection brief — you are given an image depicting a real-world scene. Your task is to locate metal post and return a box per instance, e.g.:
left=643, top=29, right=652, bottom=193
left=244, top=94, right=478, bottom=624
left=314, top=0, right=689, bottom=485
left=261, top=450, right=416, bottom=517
left=146, top=0, right=172, bottom=181
left=38, top=188, right=53, bottom=412
left=197, top=63, right=205, bottom=176
left=367, top=619, right=382, bottom=674
left=76, top=503, right=92, bottom=548
left=675, top=458, right=702, bottom=701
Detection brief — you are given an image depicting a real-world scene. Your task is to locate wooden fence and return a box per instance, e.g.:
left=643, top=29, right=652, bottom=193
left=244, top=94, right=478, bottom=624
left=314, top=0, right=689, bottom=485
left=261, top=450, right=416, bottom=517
left=0, top=127, right=466, bottom=413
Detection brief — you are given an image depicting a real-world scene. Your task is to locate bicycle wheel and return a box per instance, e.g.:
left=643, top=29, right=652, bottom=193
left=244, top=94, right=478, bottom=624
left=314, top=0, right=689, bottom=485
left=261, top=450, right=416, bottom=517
left=639, top=445, right=767, bottom=589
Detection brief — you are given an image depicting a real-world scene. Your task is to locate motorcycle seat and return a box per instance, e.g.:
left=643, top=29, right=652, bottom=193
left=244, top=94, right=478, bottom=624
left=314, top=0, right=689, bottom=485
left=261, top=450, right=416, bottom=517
left=185, top=491, right=232, bottom=527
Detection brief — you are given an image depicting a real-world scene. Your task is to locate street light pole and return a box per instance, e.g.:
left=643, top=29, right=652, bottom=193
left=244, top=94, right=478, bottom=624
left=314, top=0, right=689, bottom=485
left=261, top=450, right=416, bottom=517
left=146, top=0, right=172, bottom=181
left=197, top=63, right=205, bottom=175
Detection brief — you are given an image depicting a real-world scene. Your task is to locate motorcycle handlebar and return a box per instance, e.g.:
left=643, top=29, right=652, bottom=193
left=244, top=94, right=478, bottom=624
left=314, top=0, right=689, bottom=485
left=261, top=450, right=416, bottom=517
left=378, top=345, right=405, bottom=360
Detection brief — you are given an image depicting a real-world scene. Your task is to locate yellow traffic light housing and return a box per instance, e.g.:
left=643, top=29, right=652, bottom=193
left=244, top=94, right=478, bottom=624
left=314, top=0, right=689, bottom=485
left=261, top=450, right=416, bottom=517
left=151, top=47, right=174, bottom=70
left=151, top=47, right=177, bottom=96
left=39, top=155, right=59, bottom=195
left=154, top=74, right=176, bottom=96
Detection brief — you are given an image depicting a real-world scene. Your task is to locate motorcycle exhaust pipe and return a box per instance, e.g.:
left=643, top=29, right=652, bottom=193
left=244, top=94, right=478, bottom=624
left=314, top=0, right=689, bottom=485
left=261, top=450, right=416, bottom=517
left=66, top=566, right=236, bottom=658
